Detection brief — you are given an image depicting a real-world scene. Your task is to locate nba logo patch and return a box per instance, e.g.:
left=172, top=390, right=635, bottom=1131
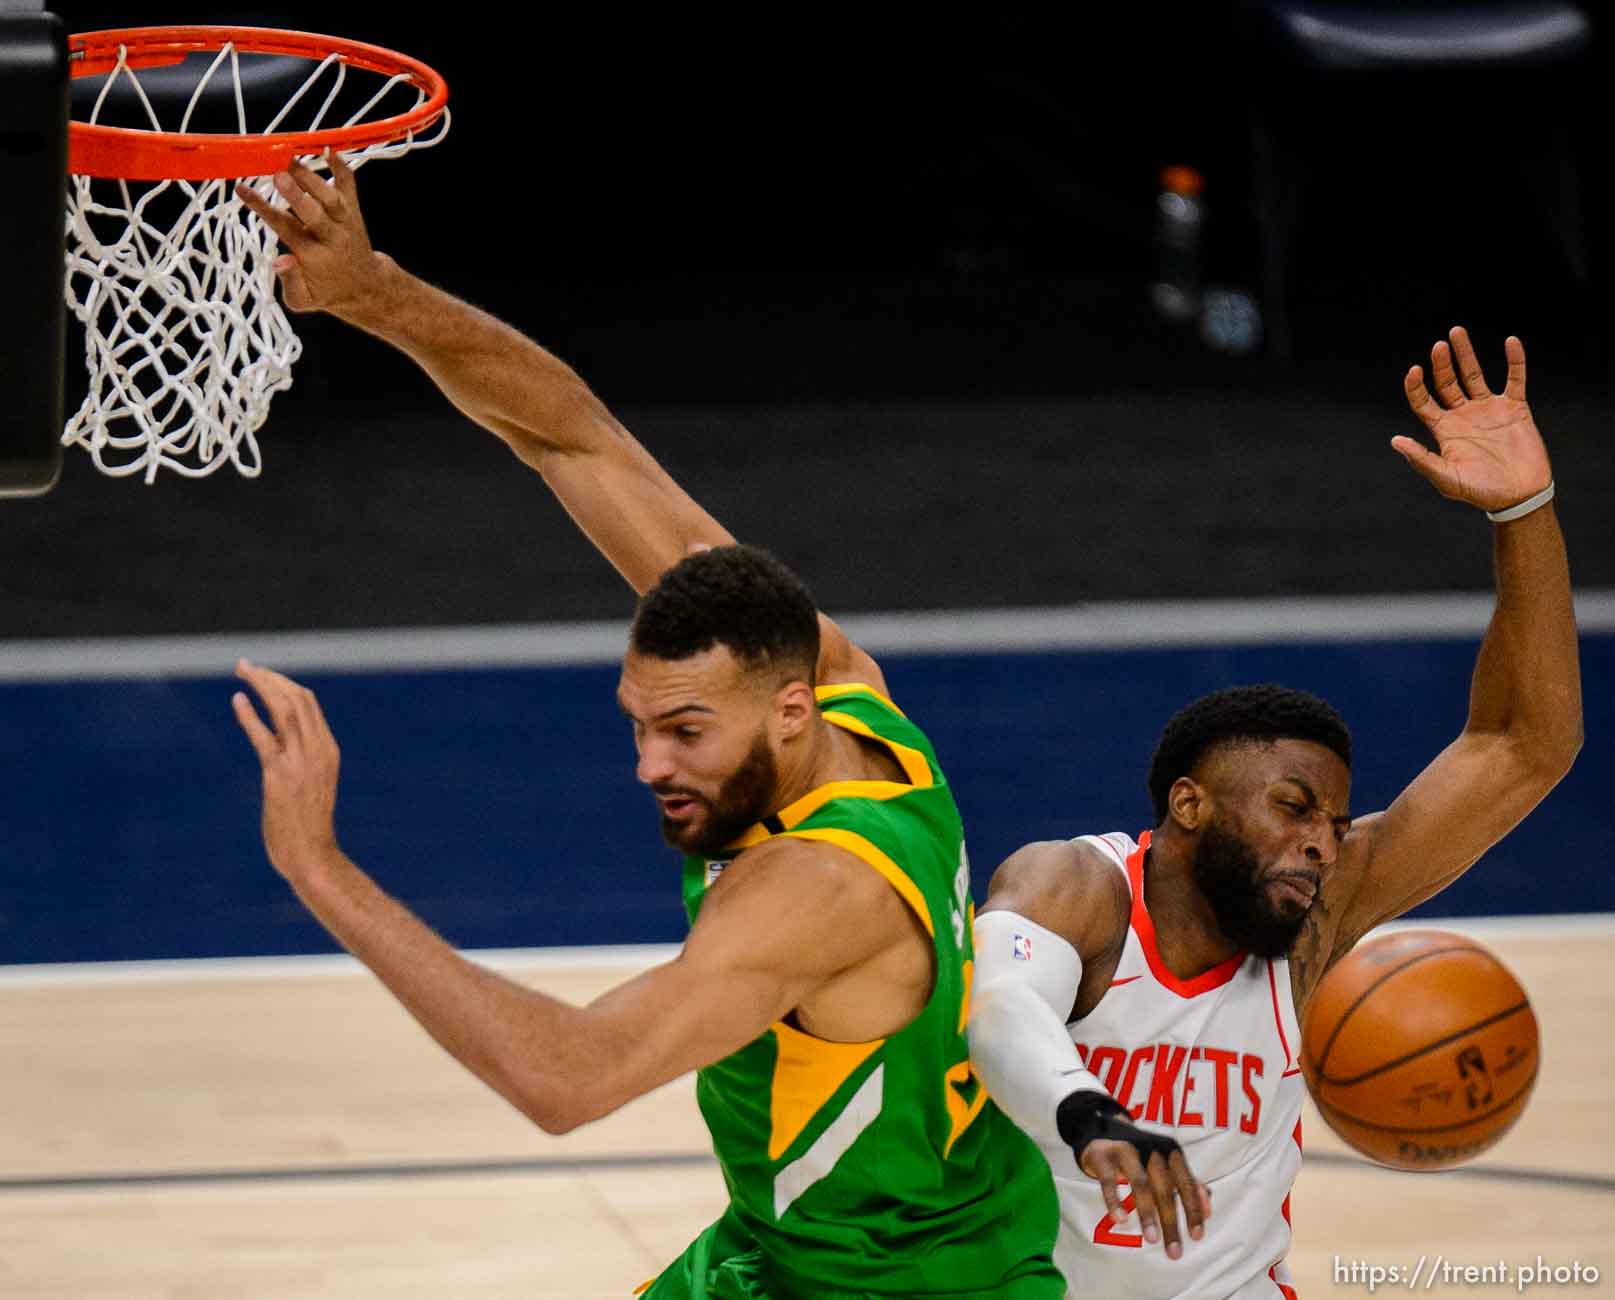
left=705, top=860, right=730, bottom=887
left=1012, top=933, right=1033, bottom=962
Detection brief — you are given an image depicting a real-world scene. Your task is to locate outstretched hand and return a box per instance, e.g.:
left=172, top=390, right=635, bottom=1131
left=232, top=659, right=343, bottom=881
left=1395, top=327, right=1553, bottom=513
left=1081, top=1133, right=1211, bottom=1260
left=235, top=150, right=387, bottom=320
left=1060, top=1091, right=1210, bottom=1259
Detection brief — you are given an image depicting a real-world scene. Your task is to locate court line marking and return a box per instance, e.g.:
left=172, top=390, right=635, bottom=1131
left=1371, top=913, right=1615, bottom=939
left=1, top=917, right=1608, bottom=988
left=1301, top=1151, right=1615, bottom=1195
left=0, top=1153, right=717, bottom=1193
left=0, top=945, right=684, bottom=988
left=2, top=590, right=1612, bottom=681
left=0, top=1149, right=1608, bottom=1196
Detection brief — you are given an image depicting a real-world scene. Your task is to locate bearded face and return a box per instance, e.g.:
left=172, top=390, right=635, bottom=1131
left=654, top=726, right=779, bottom=859
left=1191, top=814, right=1314, bottom=958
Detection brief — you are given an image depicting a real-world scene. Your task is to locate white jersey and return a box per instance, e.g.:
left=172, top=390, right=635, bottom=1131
left=1050, top=830, right=1304, bottom=1300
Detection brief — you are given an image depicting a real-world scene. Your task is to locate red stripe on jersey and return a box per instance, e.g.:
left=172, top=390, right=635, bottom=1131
left=1267, top=960, right=1294, bottom=1071
left=1126, top=831, right=1245, bottom=997
left=1271, top=1191, right=1298, bottom=1297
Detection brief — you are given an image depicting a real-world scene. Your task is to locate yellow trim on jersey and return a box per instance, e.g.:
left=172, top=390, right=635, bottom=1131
left=725, top=823, right=776, bottom=852
left=772, top=779, right=914, bottom=830
left=943, top=1058, right=992, bottom=1157
left=717, top=698, right=932, bottom=853
left=767, top=1018, right=885, bottom=1161
left=945, top=952, right=990, bottom=1155
left=819, top=710, right=934, bottom=788
left=814, top=682, right=908, bottom=718
left=782, top=826, right=935, bottom=938
left=720, top=777, right=914, bottom=853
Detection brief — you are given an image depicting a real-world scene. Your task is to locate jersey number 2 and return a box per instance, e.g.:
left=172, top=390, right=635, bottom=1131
left=1093, top=1187, right=1143, bottom=1248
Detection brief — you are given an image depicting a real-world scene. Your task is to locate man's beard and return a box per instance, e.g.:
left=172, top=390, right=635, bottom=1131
left=1191, top=817, right=1311, bottom=958
left=658, top=730, right=779, bottom=859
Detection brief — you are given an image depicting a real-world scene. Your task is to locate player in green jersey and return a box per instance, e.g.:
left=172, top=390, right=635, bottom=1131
left=232, top=153, right=1066, bottom=1297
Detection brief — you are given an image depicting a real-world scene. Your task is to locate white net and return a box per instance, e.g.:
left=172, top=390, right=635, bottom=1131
left=64, top=40, right=449, bottom=482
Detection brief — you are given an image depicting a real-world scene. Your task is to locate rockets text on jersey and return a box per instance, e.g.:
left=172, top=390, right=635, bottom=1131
left=1051, top=830, right=1305, bottom=1300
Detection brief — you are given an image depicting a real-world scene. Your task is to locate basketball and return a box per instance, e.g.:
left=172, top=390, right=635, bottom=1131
left=1301, top=929, right=1538, bottom=1171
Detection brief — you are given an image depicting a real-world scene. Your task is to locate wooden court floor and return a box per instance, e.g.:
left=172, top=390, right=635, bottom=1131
left=3, top=923, right=1610, bottom=1299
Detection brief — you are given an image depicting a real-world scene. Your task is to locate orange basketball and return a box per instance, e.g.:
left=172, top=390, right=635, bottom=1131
left=1301, top=929, right=1538, bottom=1171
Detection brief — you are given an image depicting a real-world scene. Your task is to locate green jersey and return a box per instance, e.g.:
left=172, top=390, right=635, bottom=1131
left=645, top=684, right=1061, bottom=1299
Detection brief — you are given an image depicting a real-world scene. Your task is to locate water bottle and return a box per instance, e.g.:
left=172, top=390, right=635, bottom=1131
left=1151, top=165, right=1204, bottom=323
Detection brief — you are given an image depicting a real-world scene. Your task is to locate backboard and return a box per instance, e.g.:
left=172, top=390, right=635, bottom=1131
left=0, top=2, right=66, bottom=498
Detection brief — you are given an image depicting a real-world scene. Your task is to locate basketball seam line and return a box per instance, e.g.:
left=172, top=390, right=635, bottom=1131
left=1316, top=1000, right=1532, bottom=1087
left=1312, top=1062, right=1539, bottom=1135
left=1312, top=944, right=1479, bottom=1074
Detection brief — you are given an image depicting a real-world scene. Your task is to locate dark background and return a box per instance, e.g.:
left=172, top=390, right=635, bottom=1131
left=4, top=4, right=1612, bottom=637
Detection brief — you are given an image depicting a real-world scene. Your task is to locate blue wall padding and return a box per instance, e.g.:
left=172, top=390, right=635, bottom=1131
left=3, top=635, right=1608, bottom=963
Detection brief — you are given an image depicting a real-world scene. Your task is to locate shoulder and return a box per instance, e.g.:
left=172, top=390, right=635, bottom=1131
left=982, top=837, right=1130, bottom=962
left=721, top=833, right=880, bottom=898
left=678, top=835, right=931, bottom=1034
left=685, top=835, right=919, bottom=981
left=1288, top=816, right=1382, bottom=1010
left=1311, top=814, right=1385, bottom=951
left=815, top=613, right=890, bottom=698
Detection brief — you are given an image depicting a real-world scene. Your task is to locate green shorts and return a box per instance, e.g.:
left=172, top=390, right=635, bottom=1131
left=636, top=1215, right=772, bottom=1300
left=635, top=1212, right=1065, bottom=1300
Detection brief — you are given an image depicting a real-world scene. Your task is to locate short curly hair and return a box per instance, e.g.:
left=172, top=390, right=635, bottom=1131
left=1147, top=684, right=1352, bottom=821
left=630, top=544, right=820, bottom=685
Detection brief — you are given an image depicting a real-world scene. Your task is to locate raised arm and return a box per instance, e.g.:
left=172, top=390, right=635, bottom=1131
left=1312, top=329, right=1582, bottom=975
left=231, top=661, right=910, bottom=1132
left=236, top=156, right=882, bottom=691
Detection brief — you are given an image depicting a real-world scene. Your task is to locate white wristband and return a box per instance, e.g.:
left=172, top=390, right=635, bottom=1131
left=1486, top=481, right=1554, bottom=523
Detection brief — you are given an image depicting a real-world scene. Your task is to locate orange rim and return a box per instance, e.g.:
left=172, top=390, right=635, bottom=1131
left=68, top=26, right=449, bottom=180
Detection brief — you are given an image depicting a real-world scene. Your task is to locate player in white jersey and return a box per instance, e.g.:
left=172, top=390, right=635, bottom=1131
left=967, top=328, right=1583, bottom=1299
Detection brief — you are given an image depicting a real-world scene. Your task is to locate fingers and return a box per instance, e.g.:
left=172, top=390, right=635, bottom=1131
left=1141, top=1151, right=1185, bottom=1260
left=235, top=180, right=305, bottom=247
left=1402, top=365, right=1444, bottom=434
left=1448, top=325, right=1493, bottom=400
left=286, top=157, right=345, bottom=219
left=272, top=167, right=333, bottom=235
left=1168, top=1150, right=1208, bottom=1242
left=1112, top=1145, right=1159, bottom=1245
left=232, top=689, right=280, bottom=763
left=326, top=146, right=360, bottom=204
left=234, top=157, right=344, bottom=247
left=1414, top=329, right=1511, bottom=416
left=1085, top=1146, right=1132, bottom=1225
left=1503, top=334, right=1527, bottom=402
left=1390, top=434, right=1461, bottom=498
left=1428, top=341, right=1465, bottom=409
left=234, top=659, right=312, bottom=747
left=302, top=680, right=336, bottom=740
left=1111, top=1144, right=1180, bottom=1255
left=1087, top=1139, right=1204, bottom=1258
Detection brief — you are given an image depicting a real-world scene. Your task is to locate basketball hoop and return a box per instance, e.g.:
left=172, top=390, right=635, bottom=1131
left=62, top=26, right=450, bottom=482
